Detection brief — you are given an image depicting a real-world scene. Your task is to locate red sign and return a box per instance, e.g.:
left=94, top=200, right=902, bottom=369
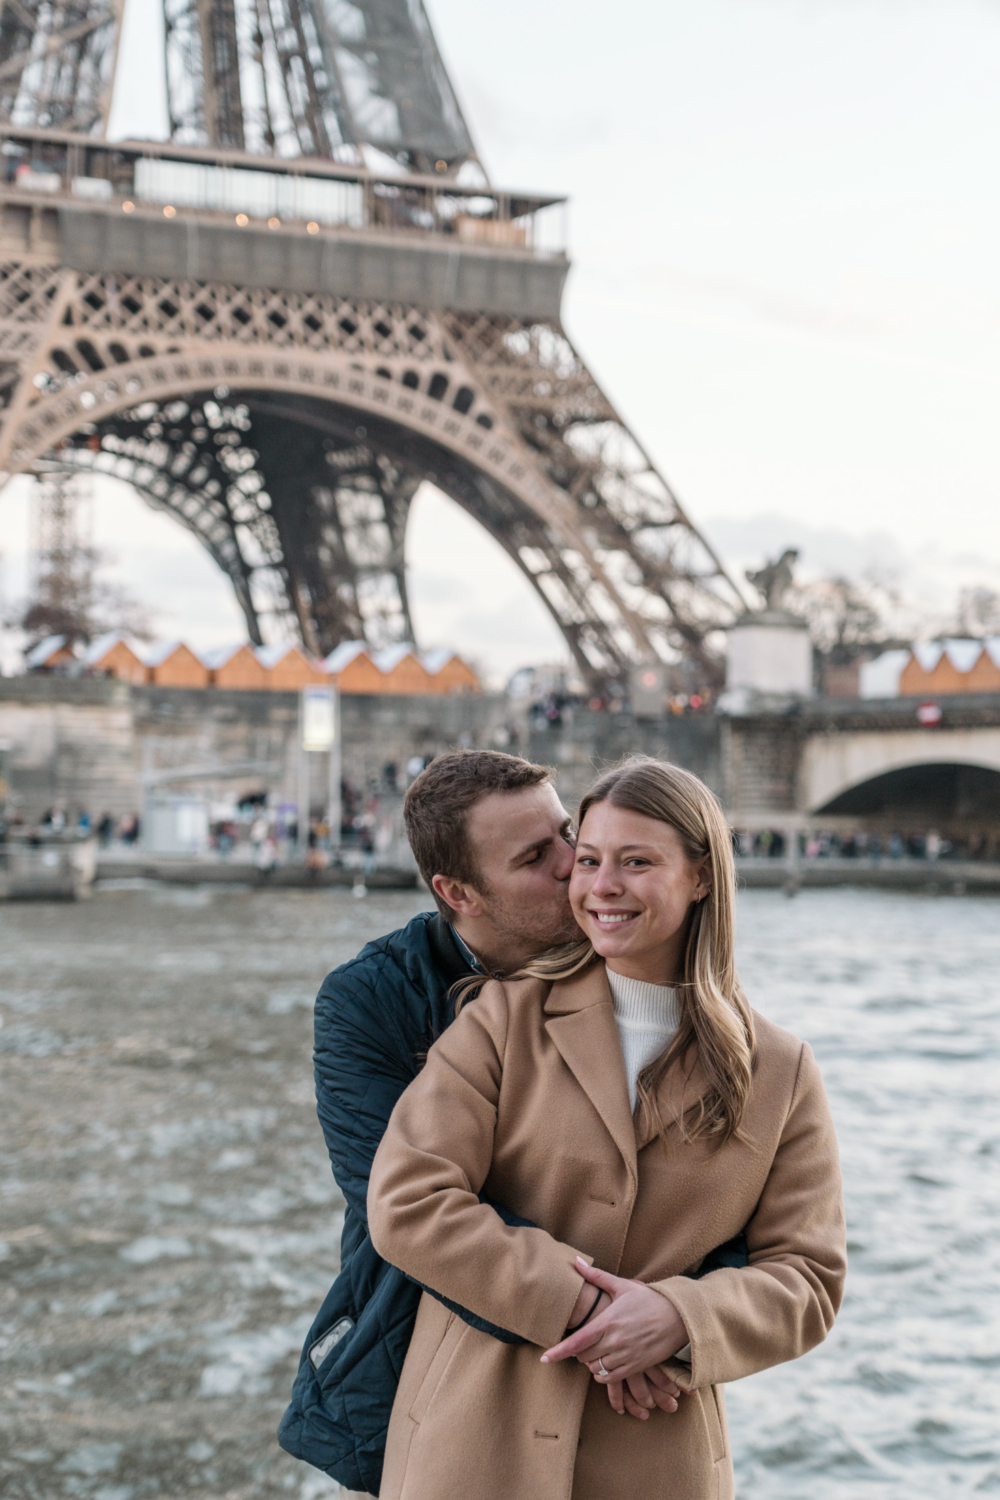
left=916, top=701, right=942, bottom=726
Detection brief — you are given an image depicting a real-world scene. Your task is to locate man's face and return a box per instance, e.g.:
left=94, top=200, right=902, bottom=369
left=461, top=782, right=579, bottom=956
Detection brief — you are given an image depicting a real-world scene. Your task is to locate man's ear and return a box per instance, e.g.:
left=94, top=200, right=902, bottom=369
left=431, top=873, right=486, bottom=919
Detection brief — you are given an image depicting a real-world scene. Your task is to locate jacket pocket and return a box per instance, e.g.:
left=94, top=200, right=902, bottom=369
left=308, top=1316, right=354, bottom=1372
left=699, top=1384, right=726, bottom=1464
left=408, top=1312, right=468, bottom=1424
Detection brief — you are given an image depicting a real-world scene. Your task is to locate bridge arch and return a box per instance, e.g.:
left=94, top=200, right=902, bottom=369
left=813, top=761, right=1000, bottom=830
left=802, top=727, right=1000, bottom=826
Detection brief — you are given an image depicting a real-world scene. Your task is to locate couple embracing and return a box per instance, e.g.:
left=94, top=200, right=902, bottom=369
left=280, top=752, right=846, bottom=1500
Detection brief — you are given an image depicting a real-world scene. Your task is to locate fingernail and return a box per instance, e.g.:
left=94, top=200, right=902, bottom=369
left=576, top=1256, right=587, bottom=1265
left=540, top=1356, right=549, bottom=1363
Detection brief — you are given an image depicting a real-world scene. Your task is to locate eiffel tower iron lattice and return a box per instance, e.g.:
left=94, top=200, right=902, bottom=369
left=0, top=0, right=747, bottom=684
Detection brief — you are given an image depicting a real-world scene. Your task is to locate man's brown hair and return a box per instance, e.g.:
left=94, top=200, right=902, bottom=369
left=404, top=749, right=552, bottom=920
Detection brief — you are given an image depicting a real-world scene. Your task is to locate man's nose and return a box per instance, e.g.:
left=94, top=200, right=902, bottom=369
left=553, top=838, right=575, bottom=881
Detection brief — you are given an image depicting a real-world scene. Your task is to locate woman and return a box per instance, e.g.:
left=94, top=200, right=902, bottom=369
left=368, top=759, right=846, bottom=1500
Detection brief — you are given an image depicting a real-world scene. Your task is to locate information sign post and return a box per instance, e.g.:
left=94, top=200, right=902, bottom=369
left=298, top=686, right=340, bottom=858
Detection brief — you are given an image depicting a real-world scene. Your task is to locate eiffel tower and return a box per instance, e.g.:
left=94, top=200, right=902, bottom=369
left=0, top=0, right=746, bottom=685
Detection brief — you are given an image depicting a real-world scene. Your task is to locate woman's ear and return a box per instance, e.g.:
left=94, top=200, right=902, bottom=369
left=693, top=856, right=713, bottom=903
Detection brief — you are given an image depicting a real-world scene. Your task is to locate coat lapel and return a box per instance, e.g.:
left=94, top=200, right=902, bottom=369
left=544, top=965, right=638, bottom=1183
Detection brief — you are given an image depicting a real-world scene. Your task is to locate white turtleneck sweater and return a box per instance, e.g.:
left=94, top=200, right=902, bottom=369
left=606, top=967, right=680, bottom=1111
left=606, top=966, right=691, bottom=1363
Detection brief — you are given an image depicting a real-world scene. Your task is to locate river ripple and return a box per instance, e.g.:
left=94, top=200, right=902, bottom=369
left=729, top=888, right=1000, bottom=1498
left=0, top=885, right=996, bottom=1498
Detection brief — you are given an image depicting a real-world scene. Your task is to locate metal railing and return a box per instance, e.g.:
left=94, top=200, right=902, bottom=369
left=0, top=126, right=567, bottom=256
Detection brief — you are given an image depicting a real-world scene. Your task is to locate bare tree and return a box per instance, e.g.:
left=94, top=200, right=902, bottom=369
left=955, top=586, right=1000, bottom=639
left=789, top=574, right=903, bottom=664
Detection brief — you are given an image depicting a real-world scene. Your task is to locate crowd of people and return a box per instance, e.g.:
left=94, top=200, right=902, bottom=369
left=4, top=782, right=994, bottom=871
left=735, top=828, right=998, bottom=861
left=206, top=774, right=413, bottom=869
left=525, top=691, right=709, bottom=731
left=0, top=806, right=140, bottom=845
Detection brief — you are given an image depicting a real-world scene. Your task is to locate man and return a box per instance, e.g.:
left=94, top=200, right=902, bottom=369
left=279, top=751, right=579, bottom=1494
left=279, top=749, right=745, bottom=1494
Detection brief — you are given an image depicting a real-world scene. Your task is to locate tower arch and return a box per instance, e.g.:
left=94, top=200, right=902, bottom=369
left=0, top=264, right=744, bottom=681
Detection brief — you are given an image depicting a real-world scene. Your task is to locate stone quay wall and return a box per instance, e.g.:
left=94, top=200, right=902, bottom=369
left=523, top=708, right=723, bottom=810
left=0, top=677, right=728, bottom=826
left=0, top=678, right=139, bottom=822
left=5, top=675, right=998, bottom=839
left=0, top=679, right=519, bottom=824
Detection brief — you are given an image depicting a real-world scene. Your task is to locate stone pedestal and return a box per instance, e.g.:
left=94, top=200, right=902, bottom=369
left=719, top=610, right=813, bottom=714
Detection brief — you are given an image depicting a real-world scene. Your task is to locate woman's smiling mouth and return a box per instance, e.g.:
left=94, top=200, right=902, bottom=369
left=589, top=910, right=640, bottom=926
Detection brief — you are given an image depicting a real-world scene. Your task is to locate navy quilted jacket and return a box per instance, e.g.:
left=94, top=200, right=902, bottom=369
left=278, top=909, right=747, bottom=1494
left=277, top=910, right=523, bottom=1494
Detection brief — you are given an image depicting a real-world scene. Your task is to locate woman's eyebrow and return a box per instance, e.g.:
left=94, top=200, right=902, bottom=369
left=575, top=842, right=657, bottom=854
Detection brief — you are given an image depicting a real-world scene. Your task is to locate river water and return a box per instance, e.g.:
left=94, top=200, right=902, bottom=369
left=728, top=889, right=1000, bottom=1498
left=1, top=884, right=997, bottom=1499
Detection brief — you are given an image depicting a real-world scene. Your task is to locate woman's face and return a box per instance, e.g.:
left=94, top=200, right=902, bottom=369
left=569, top=800, right=711, bottom=982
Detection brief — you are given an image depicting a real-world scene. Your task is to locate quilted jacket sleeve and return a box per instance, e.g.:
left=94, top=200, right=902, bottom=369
left=314, top=954, right=413, bottom=1230
left=313, top=949, right=526, bottom=1343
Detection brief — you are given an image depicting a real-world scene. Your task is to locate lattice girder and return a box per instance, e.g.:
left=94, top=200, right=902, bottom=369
left=0, top=261, right=743, bottom=683
left=0, top=0, right=121, bottom=134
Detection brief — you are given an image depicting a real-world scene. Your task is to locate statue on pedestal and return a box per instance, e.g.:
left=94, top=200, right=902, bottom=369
left=746, top=549, right=799, bottom=613
left=721, top=548, right=813, bottom=707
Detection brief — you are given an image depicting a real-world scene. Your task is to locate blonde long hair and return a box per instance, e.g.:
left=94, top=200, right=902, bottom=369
left=513, top=757, right=755, bottom=1147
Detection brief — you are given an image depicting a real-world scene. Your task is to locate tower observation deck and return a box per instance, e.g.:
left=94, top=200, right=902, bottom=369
left=0, top=0, right=746, bottom=683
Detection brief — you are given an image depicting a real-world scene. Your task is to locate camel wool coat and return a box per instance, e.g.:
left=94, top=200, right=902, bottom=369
left=367, top=963, right=846, bottom=1500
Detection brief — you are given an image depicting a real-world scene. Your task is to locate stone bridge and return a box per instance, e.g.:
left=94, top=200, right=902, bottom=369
left=723, top=693, right=1000, bottom=840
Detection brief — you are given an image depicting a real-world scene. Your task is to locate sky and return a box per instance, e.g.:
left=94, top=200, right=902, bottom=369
left=2, top=0, right=999, bottom=680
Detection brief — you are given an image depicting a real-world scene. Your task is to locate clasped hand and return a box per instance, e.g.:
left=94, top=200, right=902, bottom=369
left=541, top=1257, right=688, bottom=1421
